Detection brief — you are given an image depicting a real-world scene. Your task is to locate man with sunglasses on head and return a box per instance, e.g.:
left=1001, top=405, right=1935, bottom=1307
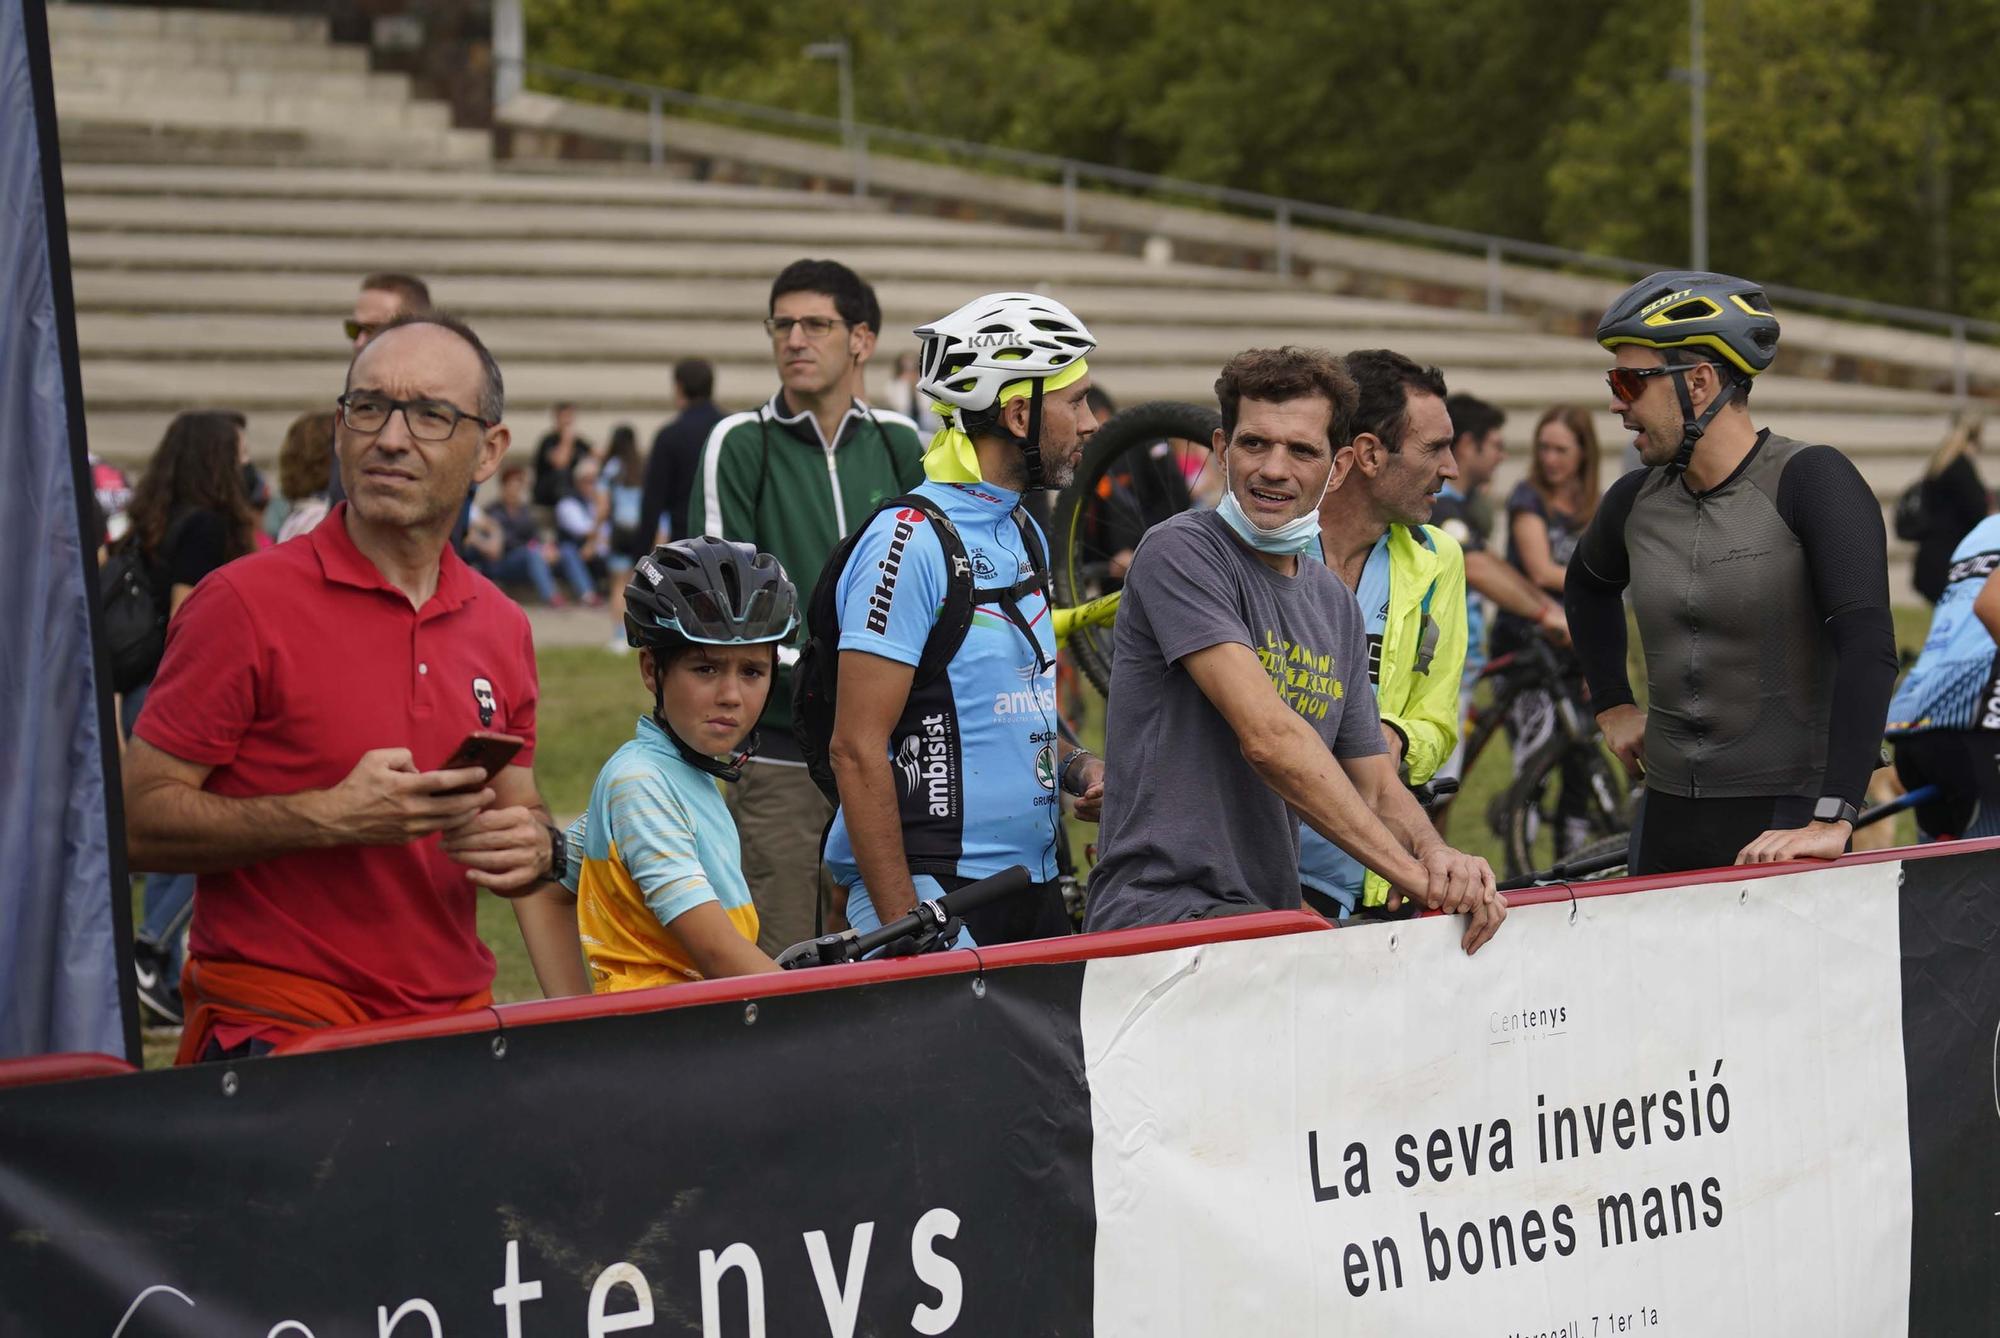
left=687, top=259, right=923, bottom=956
left=123, top=312, right=588, bottom=1063
left=1564, top=271, right=1897, bottom=876
left=332, top=272, right=433, bottom=506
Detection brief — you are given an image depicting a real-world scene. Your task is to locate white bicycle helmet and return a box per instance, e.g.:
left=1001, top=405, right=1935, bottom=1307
left=915, top=292, right=1096, bottom=414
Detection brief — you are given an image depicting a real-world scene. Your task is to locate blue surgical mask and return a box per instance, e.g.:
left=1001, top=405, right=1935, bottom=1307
left=1215, top=450, right=1331, bottom=555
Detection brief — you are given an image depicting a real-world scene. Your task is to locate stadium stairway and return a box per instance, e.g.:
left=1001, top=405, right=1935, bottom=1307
left=50, top=5, right=1972, bottom=586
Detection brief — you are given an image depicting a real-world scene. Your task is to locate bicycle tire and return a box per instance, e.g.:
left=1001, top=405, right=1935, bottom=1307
left=1052, top=400, right=1222, bottom=695
left=1499, top=737, right=1631, bottom=879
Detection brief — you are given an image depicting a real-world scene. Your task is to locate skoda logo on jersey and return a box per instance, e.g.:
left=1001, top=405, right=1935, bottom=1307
left=969, top=549, right=999, bottom=581
left=471, top=677, right=496, bottom=727
left=1035, top=744, right=1056, bottom=791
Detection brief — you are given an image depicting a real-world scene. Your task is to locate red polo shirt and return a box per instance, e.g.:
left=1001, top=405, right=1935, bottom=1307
left=135, top=504, right=538, bottom=1032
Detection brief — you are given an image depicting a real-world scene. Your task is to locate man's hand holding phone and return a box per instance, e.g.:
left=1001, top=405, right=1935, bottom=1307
left=430, top=732, right=553, bottom=897
left=315, top=747, right=496, bottom=846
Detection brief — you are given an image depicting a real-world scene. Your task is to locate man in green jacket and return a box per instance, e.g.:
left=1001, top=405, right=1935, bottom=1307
left=687, top=259, right=923, bottom=954
left=1300, top=348, right=1470, bottom=917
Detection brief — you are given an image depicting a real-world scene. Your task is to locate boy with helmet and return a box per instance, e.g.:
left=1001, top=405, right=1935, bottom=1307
left=821, top=292, right=1107, bottom=945
left=1566, top=271, right=1898, bottom=875
left=566, top=537, right=800, bottom=989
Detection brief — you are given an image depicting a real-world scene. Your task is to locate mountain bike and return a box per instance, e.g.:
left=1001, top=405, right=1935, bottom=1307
left=777, top=866, right=1033, bottom=967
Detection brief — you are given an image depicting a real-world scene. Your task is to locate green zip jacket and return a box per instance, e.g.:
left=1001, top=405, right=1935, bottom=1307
left=687, top=390, right=924, bottom=745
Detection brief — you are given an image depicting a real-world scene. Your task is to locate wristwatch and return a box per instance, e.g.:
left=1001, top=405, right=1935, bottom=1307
left=544, top=822, right=569, bottom=883
left=1812, top=797, right=1860, bottom=827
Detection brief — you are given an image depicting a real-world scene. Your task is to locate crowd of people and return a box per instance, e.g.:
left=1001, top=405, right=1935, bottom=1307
left=100, top=251, right=1990, bottom=1060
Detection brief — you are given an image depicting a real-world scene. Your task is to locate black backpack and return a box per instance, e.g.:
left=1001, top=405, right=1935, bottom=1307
left=793, top=493, right=1050, bottom=804
left=98, top=535, right=170, bottom=695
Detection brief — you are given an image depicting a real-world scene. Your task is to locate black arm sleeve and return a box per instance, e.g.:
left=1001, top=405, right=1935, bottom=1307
left=1777, top=445, right=1900, bottom=807
left=1564, top=469, right=1646, bottom=712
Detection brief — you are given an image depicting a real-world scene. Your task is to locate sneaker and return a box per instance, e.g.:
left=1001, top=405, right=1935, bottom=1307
left=132, top=938, right=183, bottom=1026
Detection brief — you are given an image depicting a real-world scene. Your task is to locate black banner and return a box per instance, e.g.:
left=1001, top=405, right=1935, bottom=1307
left=0, top=963, right=1095, bottom=1335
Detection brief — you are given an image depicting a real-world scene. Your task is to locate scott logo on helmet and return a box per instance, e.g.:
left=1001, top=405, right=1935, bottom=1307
left=866, top=513, right=923, bottom=634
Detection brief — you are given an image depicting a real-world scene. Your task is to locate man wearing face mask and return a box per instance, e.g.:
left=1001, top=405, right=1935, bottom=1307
left=1084, top=348, right=1503, bottom=954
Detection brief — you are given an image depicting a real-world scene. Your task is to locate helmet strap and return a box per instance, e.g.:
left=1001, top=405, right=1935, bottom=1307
left=1012, top=379, right=1047, bottom=491
left=1666, top=363, right=1739, bottom=475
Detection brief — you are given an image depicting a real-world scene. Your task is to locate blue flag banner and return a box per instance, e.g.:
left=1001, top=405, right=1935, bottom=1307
left=0, top=0, right=134, bottom=1060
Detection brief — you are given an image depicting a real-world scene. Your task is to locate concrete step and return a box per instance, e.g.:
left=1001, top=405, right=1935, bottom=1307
left=57, top=115, right=489, bottom=167
left=61, top=194, right=1087, bottom=250
left=71, top=312, right=1613, bottom=371
left=47, top=5, right=330, bottom=44
left=53, top=59, right=413, bottom=104
left=77, top=353, right=1956, bottom=418
left=67, top=268, right=1516, bottom=331
left=56, top=88, right=455, bottom=135
left=63, top=230, right=1281, bottom=286
left=63, top=163, right=883, bottom=212
left=47, top=34, right=370, bottom=72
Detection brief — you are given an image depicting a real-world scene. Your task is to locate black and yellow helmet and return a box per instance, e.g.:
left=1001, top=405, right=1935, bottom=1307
left=1596, top=270, right=1781, bottom=380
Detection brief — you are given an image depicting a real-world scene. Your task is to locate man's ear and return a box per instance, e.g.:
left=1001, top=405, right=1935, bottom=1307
left=1326, top=444, right=1358, bottom=493
left=1349, top=432, right=1386, bottom=477
left=850, top=324, right=878, bottom=366
left=998, top=395, right=1032, bottom=439
left=471, top=423, right=511, bottom=486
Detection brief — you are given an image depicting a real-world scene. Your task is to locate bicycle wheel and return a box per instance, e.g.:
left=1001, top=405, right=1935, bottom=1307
left=1052, top=400, right=1222, bottom=695
left=1500, top=738, right=1632, bottom=879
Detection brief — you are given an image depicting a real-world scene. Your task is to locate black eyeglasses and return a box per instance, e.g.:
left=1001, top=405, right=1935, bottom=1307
left=1605, top=363, right=1697, bottom=402
left=762, top=315, right=853, bottom=340
left=337, top=392, right=492, bottom=441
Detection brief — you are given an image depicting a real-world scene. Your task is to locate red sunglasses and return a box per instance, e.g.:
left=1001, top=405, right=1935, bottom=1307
left=1605, top=363, right=1697, bottom=403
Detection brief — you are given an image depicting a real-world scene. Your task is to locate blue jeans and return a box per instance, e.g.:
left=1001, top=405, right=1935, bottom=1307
left=490, top=545, right=558, bottom=603
left=553, top=542, right=597, bottom=599
left=121, top=682, right=194, bottom=978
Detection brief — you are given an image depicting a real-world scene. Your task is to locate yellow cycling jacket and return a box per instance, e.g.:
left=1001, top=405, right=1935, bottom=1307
left=1362, top=522, right=1468, bottom=907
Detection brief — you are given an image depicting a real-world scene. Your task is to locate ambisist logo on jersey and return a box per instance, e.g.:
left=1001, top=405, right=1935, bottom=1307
left=894, top=733, right=923, bottom=795
left=866, top=509, right=926, bottom=634
left=916, top=712, right=960, bottom=818
left=995, top=684, right=1058, bottom=716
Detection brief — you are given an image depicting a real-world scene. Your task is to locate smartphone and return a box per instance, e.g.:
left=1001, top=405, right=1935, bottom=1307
left=436, top=730, right=525, bottom=794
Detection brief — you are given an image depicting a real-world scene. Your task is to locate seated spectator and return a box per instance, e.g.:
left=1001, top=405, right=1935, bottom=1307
left=533, top=402, right=589, bottom=508
left=119, top=408, right=265, bottom=1025
left=599, top=427, right=646, bottom=648
left=275, top=410, right=337, bottom=543
left=482, top=463, right=595, bottom=606
left=121, top=313, right=588, bottom=1062
left=1081, top=347, right=1503, bottom=953
left=554, top=455, right=611, bottom=603
left=563, top=539, right=797, bottom=989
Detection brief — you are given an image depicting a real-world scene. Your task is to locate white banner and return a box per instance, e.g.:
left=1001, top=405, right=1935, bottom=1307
left=1082, top=863, right=1913, bottom=1336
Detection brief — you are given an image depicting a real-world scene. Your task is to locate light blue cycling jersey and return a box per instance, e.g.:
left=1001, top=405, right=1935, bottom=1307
left=1887, top=514, right=2000, bottom=734
left=823, top=479, right=1061, bottom=933
left=1297, top=536, right=1393, bottom=914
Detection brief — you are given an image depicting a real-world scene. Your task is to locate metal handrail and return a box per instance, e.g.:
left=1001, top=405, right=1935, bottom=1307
left=504, top=55, right=1999, bottom=392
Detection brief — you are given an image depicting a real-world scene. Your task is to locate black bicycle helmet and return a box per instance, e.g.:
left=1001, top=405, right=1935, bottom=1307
left=624, top=536, right=798, bottom=651
left=1597, top=270, right=1781, bottom=473
left=1596, top=270, right=1781, bottom=379
left=623, top=538, right=799, bottom=781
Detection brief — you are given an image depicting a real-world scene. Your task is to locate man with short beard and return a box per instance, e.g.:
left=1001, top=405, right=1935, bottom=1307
left=689, top=260, right=923, bottom=954
left=824, top=293, right=1105, bottom=946
left=124, top=314, right=587, bottom=1062
left=1084, top=346, right=1502, bottom=953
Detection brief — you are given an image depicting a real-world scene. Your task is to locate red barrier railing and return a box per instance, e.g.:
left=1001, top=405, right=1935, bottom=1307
left=0, top=1051, right=135, bottom=1089
left=10, top=836, right=1998, bottom=1086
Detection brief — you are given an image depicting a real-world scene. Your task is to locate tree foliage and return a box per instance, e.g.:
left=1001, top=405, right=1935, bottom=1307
left=527, top=0, right=2000, bottom=319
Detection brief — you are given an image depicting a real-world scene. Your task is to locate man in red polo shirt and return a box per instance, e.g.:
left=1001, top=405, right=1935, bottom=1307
left=124, top=314, right=588, bottom=1063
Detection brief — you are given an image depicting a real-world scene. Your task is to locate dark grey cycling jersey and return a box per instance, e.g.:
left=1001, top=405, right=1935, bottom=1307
left=1565, top=431, right=1897, bottom=805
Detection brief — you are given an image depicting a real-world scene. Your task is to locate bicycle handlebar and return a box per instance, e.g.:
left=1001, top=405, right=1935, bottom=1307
left=776, top=865, right=1033, bottom=969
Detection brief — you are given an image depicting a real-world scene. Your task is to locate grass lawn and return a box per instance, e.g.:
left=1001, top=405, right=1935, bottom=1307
left=138, top=607, right=1940, bottom=1065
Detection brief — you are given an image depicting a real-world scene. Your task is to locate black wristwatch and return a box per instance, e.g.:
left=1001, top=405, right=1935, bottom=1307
left=1812, top=797, right=1860, bottom=827
left=544, top=822, right=569, bottom=883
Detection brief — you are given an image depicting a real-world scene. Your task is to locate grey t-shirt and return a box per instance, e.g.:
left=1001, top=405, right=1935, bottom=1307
left=1084, top=509, right=1385, bottom=930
